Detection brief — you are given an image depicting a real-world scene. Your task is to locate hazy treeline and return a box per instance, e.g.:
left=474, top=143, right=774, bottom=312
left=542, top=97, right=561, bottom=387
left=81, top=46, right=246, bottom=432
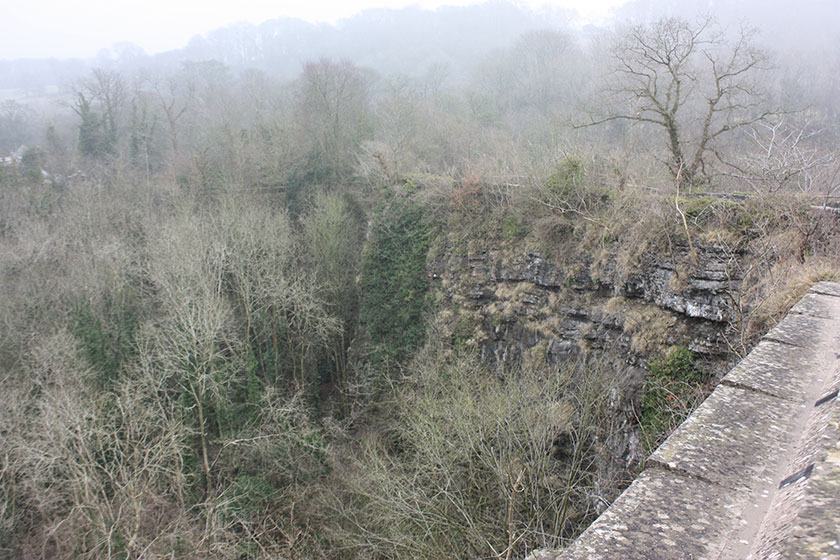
left=4, top=0, right=840, bottom=92
left=0, top=2, right=558, bottom=95
left=2, top=1, right=839, bottom=197
left=1, top=2, right=840, bottom=558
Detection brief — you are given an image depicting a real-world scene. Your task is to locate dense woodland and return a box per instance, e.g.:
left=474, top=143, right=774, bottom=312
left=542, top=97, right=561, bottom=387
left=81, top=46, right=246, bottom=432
left=1, top=1, right=840, bottom=558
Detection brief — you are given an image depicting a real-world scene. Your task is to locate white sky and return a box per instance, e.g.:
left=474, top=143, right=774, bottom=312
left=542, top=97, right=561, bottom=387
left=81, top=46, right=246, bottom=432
left=1, top=0, right=629, bottom=60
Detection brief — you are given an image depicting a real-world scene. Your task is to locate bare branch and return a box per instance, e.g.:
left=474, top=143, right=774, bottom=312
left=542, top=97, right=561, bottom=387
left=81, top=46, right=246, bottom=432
left=583, top=16, right=775, bottom=189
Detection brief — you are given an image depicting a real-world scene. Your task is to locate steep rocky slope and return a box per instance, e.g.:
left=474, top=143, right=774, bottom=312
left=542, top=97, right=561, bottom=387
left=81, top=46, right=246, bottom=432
left=428, top=235, right=747, bottom=488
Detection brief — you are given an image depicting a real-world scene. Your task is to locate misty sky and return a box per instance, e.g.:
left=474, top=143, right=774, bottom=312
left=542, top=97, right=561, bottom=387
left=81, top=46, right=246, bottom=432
left=1, top=0, right=628, bottom=60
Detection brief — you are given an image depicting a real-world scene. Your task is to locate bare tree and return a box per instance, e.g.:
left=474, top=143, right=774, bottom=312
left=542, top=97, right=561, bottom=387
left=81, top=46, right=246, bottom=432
left=69, top=69, right=128, bottom=158
left=585, top=16, right=774, bottom=189
left=149, top=71, right=194, bottom=161
left=296, top=58, right=374, bottom=184
left=723, top=117, right=838, bottom=196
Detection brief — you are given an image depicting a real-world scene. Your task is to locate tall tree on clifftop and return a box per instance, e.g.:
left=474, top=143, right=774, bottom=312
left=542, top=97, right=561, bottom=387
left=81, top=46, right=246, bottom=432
left=584, top=16, right=774, bottom=189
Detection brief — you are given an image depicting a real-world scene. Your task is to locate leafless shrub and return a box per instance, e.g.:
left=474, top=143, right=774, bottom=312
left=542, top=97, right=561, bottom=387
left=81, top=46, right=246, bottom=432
left=319, top=339, right=621, bottom=559
left=722, top=118, right=839, bottom=195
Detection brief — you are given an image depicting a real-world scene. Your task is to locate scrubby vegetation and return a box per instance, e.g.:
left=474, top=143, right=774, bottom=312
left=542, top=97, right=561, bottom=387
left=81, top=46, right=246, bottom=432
left=639, top=346, right=708, bottom=454
left=2, top=6, right=840, bottom=559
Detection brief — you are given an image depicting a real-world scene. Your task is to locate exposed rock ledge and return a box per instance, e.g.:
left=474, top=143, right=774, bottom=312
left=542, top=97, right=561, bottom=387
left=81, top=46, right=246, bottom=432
left=429, top=242, right=743, bottom=368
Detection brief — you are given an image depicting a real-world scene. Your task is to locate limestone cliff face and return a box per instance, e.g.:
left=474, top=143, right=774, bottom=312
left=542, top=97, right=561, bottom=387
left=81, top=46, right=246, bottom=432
left=428, top=238, right=745, bottom=489
left=429, top=241, right=741, bottom=364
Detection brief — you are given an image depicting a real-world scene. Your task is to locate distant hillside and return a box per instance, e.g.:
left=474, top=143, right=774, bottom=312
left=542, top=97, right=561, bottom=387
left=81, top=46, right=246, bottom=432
left=1, top=0, right=837, bottom=99
left=178, top=3, right=567, bottom=81
left=0, top=2, right=569, bottom=95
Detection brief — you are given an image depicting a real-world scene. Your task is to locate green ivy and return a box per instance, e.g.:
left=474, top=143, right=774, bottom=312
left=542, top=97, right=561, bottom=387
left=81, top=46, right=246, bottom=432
left=545, top=157, right=584, bottom=199
left=71, top=289, right=141, bottom=389
left=359, top=197, right=431, bottom=364
left=501, top=214, right=526, bottom=240
left=228, top=475, right=277, bottom=516
left=640, top=346, right=705, bottom=454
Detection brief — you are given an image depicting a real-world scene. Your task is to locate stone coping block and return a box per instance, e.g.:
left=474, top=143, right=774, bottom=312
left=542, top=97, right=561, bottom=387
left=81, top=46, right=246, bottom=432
left=789, top=292, right=839, bottom=319
left=649, top=384, right=796, bottom=489
left=761, top=313, right=833, bottom=349
left=809, top=281, right=840, bottom=298
left=556, top=469, right=738, bottom=560
left=775, top=412, right=840, bottom=559
left=722, top=340, right=816, bottom=401
left=752, top=393, right=840, bottom=558
left=719, top=373, right=840, bottom=558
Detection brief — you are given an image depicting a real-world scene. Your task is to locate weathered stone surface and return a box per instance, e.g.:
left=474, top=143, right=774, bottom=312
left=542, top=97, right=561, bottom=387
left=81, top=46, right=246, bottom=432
left=433, top=245, right=734, bottom=371
left=748, top=400, right=840, bottom=560
left=789, top=292, right=839, bottom=319
left=774, top=436, right=840, bottom=559
left=722, top=340, right=817, bottom=401
left=649, top=384, right=796, bottom=489
left=555, top=469, right=738, bottom=560
left=496, top=253, right=567, bottom=287
left=434, top=244, right=741, bottom=326
left=810, top=281, right=840, bottom=298
left=643, top=264, right=731, bottom=322
left=746, top=349, right=840, bottom=560
left=761, top=312, right=833, bottom=349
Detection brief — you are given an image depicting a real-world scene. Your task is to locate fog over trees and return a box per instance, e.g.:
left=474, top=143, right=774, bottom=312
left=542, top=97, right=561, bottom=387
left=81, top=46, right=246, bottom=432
left=1, top=1, right=839, bottom=558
